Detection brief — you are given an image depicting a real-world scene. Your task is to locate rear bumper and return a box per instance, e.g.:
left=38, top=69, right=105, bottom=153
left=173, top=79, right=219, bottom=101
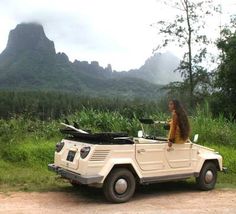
left=48, top=163, right=103, bottom=185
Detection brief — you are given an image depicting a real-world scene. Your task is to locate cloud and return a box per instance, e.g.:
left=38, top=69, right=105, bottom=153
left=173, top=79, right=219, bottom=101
left=0, top=0, right=235, bottom=70
left=0, top=0, right=162, bottom=70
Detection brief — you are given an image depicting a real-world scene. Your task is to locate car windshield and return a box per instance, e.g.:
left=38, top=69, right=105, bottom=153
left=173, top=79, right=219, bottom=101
left=141, top=122, right=167, bottom=139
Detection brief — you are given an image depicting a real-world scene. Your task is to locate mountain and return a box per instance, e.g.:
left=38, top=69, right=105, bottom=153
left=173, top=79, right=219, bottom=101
left=0, top=23, right=83, bottom=92
left=111, top=52, right=181, bottom=84
left=72, top=53, right=181, bottom=85
left=0, top=23, right=179, bottom=99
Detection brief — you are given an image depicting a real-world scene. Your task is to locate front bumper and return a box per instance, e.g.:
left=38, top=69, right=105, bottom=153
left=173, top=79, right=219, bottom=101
left=222, top=167, right=228, bottom=173
left=48, top=163, right=103, bottom=185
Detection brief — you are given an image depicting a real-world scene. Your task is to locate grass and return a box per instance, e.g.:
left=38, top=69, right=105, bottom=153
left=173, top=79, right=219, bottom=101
left=0, top=107, right=236, bottom=192
left=0, top=160, right=70, bottom=192
left=0, top=138, right=67, bottom=192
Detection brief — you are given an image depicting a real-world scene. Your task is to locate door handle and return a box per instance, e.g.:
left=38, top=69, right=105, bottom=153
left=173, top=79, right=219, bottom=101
left=167, top=147, right=174, bottom=152
left=138, top=149, right=146, bottom=154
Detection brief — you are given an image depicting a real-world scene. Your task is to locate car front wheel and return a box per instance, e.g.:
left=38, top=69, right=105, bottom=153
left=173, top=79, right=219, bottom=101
left=103, top=168, right=136, bottom=203
left=196, top=162, right=217, bottom=190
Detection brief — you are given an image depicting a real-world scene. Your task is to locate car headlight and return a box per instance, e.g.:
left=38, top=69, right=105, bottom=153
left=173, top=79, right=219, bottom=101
left=80, top=146, right=91, bottom=159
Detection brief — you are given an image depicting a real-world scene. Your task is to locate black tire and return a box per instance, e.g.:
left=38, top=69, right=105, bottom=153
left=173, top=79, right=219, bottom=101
left=103, top=168, right=136, bottom=203
left=196, top=162, right=217, bottom=190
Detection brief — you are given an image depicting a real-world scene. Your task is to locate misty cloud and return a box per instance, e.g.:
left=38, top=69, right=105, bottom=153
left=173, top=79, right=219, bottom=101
left=0, top=0, right=235, bottom=70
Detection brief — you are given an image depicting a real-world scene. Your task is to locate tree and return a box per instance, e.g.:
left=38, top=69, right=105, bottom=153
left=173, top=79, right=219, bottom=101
left=213, top=16, right=236, bottom=118
left=154, top=0, right=219, bottom=107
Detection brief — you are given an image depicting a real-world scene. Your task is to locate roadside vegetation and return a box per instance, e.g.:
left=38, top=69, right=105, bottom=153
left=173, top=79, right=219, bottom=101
left=0, top=105, right=235, bottom=192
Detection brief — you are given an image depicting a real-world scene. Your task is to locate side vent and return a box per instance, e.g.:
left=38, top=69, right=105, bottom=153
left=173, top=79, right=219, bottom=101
left=89, top=150, right=110, bottom=161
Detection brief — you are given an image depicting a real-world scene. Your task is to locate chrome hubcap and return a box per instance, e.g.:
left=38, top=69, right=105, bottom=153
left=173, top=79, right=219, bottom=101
left=114, top=178, right=128, bottom=194
left=205, top=170, right=214, bottom=183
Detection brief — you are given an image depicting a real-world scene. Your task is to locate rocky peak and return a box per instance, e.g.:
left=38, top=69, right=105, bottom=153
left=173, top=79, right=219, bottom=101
left=2, top=23, right=55, bottom=56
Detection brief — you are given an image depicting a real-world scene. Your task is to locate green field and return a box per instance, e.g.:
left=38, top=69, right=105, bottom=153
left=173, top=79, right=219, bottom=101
left=0, top=108, right=236, bottom=192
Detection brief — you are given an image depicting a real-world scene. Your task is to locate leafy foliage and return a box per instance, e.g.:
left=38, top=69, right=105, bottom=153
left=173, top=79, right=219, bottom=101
left=213, top=16, right=236, bottom=118
left=0, top=91, right=166, bottom=120
left=154, top=0, right=219, bottom=107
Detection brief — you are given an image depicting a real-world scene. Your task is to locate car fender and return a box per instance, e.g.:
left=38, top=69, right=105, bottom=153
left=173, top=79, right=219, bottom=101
left=196, top=153, right=223, bottom=173
left=99, top=158, right=142, bottom=182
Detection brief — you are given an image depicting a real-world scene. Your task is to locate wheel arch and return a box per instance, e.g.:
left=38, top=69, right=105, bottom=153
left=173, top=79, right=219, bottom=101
left=196, top=159, right=221, bottom=177
left=99, top=158, right=142, bottom=183
left=196, top=152, right=223, bottom=174
left=203, top=159, right=221, bottom=171
left=109, top=164, right=140, bottom=182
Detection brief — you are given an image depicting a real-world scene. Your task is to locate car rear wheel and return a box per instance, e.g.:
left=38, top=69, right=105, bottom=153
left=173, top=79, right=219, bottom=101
left=103, top=168, right=136, bottom=203
left=196, top=162, right=217, bottom=190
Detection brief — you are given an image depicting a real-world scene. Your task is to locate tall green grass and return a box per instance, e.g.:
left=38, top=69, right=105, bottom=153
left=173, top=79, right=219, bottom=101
left=191, top=103, right=236, bottom=146
left=0, top=107, right=235, bottom=191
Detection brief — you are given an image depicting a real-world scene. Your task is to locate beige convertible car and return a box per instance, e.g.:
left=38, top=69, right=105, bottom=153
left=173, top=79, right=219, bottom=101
left=49, top=119, right=226, bottom=203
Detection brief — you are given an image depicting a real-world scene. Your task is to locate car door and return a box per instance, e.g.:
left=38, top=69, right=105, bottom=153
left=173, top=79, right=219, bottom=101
left=135, top=140, right=166, bottom=171
left=164, top=143, right=192, bottom=169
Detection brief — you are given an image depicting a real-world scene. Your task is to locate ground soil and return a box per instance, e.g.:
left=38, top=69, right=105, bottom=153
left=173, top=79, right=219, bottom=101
left=0, top=183, right=235, bottom=214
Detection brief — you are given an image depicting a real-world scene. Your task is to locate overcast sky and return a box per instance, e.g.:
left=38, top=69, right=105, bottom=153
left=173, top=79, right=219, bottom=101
left=0, top=0, right=235, bottom=71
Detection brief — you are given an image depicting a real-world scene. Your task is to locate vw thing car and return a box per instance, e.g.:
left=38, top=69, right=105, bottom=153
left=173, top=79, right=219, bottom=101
left=48, top=119, right=226, bottom=203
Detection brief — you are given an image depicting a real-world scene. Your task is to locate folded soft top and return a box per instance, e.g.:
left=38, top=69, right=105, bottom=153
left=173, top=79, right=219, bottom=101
left=60, top=127, right=133, bottom=144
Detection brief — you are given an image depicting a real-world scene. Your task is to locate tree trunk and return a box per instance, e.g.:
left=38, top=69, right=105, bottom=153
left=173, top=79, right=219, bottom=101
left=184, top=0, right=194, bottom=108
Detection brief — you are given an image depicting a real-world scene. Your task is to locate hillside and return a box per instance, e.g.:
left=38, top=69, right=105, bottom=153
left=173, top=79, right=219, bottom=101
left=112, top=52, right=181, bottom=84
left=0, top=23, right=180, bottom=99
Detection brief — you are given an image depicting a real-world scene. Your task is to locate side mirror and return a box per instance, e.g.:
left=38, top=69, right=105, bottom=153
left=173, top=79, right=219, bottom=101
left=138, top=130, right=143, bottom=138
left=193, top=134, right=199, bottom=143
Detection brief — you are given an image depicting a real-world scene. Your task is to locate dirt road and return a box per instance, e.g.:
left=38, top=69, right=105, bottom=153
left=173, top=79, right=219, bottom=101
left=0, top=184, right=236, bottom=214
